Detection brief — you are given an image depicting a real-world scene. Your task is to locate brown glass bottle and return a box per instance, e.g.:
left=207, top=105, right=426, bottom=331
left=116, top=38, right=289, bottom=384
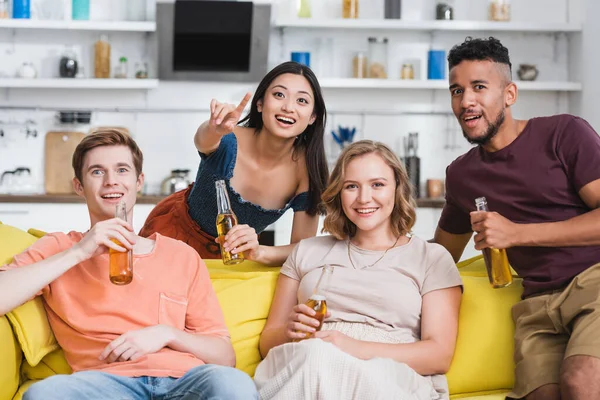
left=475, top=197, right=512, bottom=288
left=109, top=202, right=133, bottom=285
left=215, top=180, right=244, bottom=265
left=295, top=265, right=333, bottom=341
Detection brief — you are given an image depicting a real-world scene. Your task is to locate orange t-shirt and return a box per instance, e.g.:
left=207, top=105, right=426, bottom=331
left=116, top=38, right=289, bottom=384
left=1, top=232, right=229, bottom=378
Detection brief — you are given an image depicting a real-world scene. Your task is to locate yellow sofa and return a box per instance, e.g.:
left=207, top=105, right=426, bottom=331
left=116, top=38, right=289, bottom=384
left=0, top=221, right=522, bottom=400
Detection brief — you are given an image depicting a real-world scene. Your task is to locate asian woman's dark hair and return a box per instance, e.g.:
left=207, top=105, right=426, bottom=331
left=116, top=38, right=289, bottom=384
left=239, top=61, right=329, bottom=216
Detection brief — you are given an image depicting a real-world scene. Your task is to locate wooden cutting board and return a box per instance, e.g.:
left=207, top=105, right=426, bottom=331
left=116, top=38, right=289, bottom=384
left=45, top=131, right=86, bottom=194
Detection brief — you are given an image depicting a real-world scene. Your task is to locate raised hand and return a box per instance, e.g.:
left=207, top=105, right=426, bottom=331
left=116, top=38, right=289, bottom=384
left=209, top=92, right=252, bottom=136
left=72, top=218, right=136, bottom=261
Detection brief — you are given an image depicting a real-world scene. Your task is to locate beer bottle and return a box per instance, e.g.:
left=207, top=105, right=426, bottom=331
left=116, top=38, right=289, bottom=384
left=109, top=201, right=133, bottom=285
left=215, top=180, right=245, bottom=265
left=475, top=197, right=513, bottom=288
left=297, top=264, right=334, bottom=341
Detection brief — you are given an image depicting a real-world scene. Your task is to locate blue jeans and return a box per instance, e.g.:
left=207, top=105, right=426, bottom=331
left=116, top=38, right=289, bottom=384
left=23, top=364, right=257, bottom=400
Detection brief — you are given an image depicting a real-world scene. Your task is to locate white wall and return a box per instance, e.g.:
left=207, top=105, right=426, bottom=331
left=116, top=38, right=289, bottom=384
left=0, top=0, right=591, bottom=248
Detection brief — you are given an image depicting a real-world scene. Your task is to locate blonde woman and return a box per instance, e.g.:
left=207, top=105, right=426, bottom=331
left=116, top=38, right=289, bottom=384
left=255, top=140, right=463, bottom=400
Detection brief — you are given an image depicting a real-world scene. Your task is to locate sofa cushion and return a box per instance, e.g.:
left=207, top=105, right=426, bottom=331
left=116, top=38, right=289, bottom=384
left=446, top=255, right=523, bottom=395
left=205, top=260, right=279, bottom=376
left=21, top=348, right=72, bottom=382
left=6, top=298, right=59, bottom=368
left=0, top=222, right=39, bottom=265
left=0, top=315, right=22, bottom=400
left=0, top=222, right=60, bottom=367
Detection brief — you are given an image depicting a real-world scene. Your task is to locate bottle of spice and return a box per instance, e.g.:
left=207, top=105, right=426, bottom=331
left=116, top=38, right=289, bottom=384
left=94, top=35, right=111, bottom=79
left=342, top=0, right=358, bottom=19
left=401, top=64, right=414, bottom=80
left=0, top=0, right=8, bottom=19
left=489, top=0, right=510, bottom=21
left=352, top=52, right=367, bottom=79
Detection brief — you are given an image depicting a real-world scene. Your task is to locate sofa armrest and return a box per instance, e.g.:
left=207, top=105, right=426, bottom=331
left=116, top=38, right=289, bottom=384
left=0, top=315, right=22, bottom=400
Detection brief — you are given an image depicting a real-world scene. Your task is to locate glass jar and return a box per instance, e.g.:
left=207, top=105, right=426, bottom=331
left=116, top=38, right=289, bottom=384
left=342, top=0, right=358, bottom=19
left=0, top=0, right=9, bottom=18
left=401, top=63, right=414, bottom=80
left=297, top=0, right=311, bottom=18
left=352, top=52, right=367, bottom=78
left=489, top=0, right=510, bottom=21
left=368, top=37, right=388, bottom=79
left=114, top=56, right=128, bottom=79
left=135, top=62, right=148, bottom=79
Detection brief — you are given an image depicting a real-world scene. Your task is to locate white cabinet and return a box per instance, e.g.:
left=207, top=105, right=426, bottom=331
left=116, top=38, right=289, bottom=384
left=0, top=203, right=155, bottom=234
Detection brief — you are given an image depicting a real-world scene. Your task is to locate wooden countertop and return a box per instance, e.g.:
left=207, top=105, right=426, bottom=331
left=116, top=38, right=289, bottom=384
left=0, top=195, right=446, bottom=208
left=0, top=194, right=166, bottom=204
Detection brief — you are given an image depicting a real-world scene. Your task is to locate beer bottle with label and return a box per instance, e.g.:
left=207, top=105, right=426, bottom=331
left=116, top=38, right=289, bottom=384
left=296, top=264, right=334, bottom=341
left=475, top=197, right=513, bottom=288
left=215, top=180, right=245, bottom=265
left=109, top=201, right=133, bottom=285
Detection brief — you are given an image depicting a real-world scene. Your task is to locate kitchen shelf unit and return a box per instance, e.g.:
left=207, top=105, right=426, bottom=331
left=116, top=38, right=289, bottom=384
left=0, top=19, right=156, bottom=32
left=274, top=18, right=582, bottom=33
left=0, top=79, right=159, bottom=89
left=319, top=79, right=582, bottom=92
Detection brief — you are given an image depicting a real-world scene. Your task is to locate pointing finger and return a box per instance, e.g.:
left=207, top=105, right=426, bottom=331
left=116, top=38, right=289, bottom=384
left=236, top=92, right=252, bottom=113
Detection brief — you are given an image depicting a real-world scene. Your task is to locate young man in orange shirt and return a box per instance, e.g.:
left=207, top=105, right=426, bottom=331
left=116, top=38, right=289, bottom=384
left=0, top=129, right=257, bottom=399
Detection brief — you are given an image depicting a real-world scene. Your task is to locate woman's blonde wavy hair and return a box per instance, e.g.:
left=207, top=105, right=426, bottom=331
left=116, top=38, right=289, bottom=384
left=321, top=140, right=416, bottom=240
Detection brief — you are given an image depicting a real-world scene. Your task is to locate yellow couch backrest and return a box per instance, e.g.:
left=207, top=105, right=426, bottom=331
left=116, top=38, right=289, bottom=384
left=0, top=223, right=522, bottom=399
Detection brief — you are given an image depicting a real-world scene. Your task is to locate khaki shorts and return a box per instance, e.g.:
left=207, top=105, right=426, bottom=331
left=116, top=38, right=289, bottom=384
left=507, top=263, right=600, bottom=399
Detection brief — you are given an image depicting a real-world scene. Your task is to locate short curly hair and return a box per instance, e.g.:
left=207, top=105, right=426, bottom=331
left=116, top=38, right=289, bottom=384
left=448, top=36, right=512, bottom=73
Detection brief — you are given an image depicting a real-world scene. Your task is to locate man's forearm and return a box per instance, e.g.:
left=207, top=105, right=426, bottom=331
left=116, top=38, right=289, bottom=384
left=167, top=328, right=236, bottom=367
left=0, top=248, right=84, bottom=316
left=516, top=208, right=600, bottom=247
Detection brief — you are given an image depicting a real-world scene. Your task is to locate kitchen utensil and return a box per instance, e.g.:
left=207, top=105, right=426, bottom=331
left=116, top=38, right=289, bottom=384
left=45, top=131, right=85, bottom=194
left=403, top=132, right=420, bottom=198
left=161, top=169, right=192, bottom=195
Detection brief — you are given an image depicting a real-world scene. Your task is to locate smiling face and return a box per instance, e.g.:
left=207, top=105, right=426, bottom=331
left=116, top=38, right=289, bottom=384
left=73, top=145, right=144, bottom=226
left=449, top=60, right=516, bottom=146
left=340, top=153, right=396, bottom=236
left=256, top=73, right=316, bottom=139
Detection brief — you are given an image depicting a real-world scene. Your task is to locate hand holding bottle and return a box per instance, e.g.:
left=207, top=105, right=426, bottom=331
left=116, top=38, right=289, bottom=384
left=285, top=303, right=331, bottom=341
left=470, top=209, right=520, bottom=250
left=209, top=92, right=252, bottom=136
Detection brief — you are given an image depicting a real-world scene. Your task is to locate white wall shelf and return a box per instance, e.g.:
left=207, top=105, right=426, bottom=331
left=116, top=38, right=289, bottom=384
left=0, top=78, right=159, bottom=89
left=319, top=79, right=582, bottom=92
left=275, top=19, right=582, bottom=33
left=0, top=19, right=156, bottom=32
